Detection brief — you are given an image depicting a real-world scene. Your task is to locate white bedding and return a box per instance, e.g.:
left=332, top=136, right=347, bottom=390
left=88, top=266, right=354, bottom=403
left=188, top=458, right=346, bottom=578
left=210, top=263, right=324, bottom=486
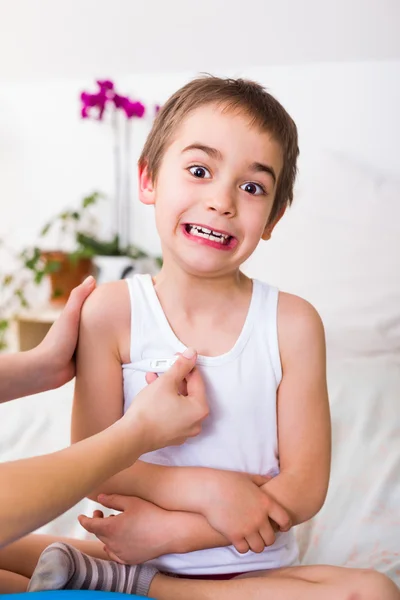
left=1, top=150, right=399, bottom=585
left=1, top=359, right=399, bottom=584
left=298, top=359, right=400, bottom=583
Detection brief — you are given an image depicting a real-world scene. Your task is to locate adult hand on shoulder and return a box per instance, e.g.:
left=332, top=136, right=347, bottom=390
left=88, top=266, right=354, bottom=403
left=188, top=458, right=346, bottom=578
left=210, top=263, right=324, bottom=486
left=34, top=275, right=96, bottom=390
left=119, top=348, right=209, bottom=455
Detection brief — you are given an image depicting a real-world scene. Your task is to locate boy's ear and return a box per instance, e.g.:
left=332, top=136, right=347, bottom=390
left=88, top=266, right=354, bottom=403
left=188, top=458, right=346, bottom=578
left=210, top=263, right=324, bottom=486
left=138, top=164, right=156, bottom=205
left=261, top=204, right=286, bottom=240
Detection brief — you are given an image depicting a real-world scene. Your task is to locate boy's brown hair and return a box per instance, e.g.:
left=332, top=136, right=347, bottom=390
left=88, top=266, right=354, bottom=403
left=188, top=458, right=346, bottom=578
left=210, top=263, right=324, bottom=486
left=139, top=75, right=299, bottom=226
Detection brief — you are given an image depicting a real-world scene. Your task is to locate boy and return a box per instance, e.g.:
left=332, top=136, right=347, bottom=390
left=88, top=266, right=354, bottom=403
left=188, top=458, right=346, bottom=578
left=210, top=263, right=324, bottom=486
left=25, top=76, right=400, bottom=598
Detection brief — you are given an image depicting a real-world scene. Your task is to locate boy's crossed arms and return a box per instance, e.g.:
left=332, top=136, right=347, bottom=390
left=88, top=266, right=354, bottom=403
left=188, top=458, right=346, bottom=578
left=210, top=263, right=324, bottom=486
left=73, top=285, right=329, bottom=565
left=79, top=464, right=289, bottom=563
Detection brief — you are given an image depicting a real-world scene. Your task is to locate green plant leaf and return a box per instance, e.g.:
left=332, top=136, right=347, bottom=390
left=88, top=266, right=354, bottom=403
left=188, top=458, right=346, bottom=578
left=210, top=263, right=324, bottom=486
left=76, top=232, right=121, bottom=256
left=0, top=320, right=9, bottom=332
left=68, top=252, right=80, bottom=265
left=34, top=271, right=45, bottom=285
left=15, top=288, right=29, bottom=308
left=2, top=274, right=13, bottom=286
left=45, top=260, right=61, bottom=274
left=24, top=247, right=42, bottom=271
left=40, top=222, right=52, bottom=236
left=82, top=191, right=101, bottom=208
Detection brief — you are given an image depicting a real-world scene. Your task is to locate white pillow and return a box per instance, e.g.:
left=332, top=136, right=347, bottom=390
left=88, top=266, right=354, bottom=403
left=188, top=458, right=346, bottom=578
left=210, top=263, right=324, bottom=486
left=296, top=359, right=400, bottom=585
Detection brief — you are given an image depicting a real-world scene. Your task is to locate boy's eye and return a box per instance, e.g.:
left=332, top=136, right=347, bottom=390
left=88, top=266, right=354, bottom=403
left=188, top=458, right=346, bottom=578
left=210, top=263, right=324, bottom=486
left=240, top=182, right=266, bottom=196
left=189, top=166, right=211, bottom=179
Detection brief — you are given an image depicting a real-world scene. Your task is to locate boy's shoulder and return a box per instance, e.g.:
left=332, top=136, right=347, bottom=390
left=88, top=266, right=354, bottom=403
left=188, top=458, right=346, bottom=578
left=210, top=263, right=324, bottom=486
left=277, top=291, right=325, bottom=358
left=277, top=291, right=322, bottom=324
left=79, top=280, right=130, bottom=335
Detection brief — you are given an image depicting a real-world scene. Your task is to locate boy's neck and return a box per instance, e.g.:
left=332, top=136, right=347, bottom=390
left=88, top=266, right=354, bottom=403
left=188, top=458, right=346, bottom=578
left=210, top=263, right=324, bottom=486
left=153, top=262, right=252, bottom=316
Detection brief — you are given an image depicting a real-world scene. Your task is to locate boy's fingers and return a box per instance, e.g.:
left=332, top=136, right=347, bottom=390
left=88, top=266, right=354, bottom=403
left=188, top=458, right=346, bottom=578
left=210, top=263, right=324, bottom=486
left=78, top=514, right=108, bottom=538
left=251, top=474, right=272, bottom=486
left=259, top=522, right=276, bottom=546
left=232, top=538, right=250, bottom=554
left=267, top=502, right=292, bottom=533
left=92, top=509, right=104, bottom=519
left=104, top=546, right=125, bottom=564
left=97, top=493, right=127, bottom=512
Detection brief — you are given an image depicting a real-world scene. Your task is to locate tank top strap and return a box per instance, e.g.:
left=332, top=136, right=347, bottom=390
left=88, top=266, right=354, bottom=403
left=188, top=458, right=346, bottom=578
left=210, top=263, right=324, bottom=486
left=256, top=280, right=282, bottom=386
left=125, top=274, right=165, bottom=363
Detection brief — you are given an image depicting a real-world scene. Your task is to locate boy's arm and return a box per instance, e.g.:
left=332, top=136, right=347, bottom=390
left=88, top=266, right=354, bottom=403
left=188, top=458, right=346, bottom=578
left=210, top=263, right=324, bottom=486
left=79, top=494, right=231, bottom=565
left=259, top=293, right=331, bottom=525
left=71, top=282, right=181, bottom=502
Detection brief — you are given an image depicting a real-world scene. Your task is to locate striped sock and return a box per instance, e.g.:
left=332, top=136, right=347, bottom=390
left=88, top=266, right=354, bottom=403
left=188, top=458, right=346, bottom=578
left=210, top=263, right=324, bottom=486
left=27, top=542, right=158, bottom=597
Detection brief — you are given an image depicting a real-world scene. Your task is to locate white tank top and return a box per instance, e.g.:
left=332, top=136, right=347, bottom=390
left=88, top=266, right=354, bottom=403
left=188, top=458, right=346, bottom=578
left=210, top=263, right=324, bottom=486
left=123, top=274, right=299, bottom=575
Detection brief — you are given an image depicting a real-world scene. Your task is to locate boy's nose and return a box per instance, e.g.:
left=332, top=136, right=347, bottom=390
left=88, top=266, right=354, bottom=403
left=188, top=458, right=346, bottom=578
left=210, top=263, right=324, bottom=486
left=205, top=191, right=236, bottom=217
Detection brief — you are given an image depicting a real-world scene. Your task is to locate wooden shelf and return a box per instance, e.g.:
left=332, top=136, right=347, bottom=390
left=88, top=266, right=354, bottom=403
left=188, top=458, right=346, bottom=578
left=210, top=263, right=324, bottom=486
left=15, top=307, right=63, bottom=351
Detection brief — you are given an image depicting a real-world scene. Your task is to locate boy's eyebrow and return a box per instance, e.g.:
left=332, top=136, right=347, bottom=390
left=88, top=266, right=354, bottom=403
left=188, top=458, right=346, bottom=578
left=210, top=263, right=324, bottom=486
left=182, top=144, right=223, bottom=161
left=182, top=143, right=277, bottom=186
left=249, top=161, right=276, bottom=185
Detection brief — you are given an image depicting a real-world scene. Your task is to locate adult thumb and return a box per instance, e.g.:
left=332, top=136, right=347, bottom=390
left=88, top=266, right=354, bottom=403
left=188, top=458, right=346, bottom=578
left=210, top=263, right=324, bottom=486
left=61, top=276, right=96, bottom=324
left=165, top=348, right=197, bottom=385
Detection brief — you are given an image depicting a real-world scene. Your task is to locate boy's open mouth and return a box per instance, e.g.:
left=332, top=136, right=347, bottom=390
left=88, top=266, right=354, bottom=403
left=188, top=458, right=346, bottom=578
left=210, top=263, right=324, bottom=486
left=183, top=223, right=235, bottom=248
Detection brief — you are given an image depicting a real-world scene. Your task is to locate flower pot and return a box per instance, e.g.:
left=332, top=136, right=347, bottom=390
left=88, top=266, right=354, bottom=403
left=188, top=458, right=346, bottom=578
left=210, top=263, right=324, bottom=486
left=42, top=251, right=93, bottom=306
left=93, top=255, right=159, bottom=284
left=92, top=255, right=136, bottom=285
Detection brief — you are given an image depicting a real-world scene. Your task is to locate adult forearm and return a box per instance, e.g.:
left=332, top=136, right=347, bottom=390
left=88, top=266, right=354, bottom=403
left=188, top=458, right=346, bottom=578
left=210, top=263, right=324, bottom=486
left=0, top=349, right=52, bottom=403
left=0, top=421, right=141, bottom=548
left=261, top=470, right=328, bottom=526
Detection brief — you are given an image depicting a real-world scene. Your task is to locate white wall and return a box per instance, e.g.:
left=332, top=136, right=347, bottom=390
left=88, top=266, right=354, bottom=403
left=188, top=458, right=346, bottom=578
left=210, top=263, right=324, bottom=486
left=0, top=0, right=399, bottom=80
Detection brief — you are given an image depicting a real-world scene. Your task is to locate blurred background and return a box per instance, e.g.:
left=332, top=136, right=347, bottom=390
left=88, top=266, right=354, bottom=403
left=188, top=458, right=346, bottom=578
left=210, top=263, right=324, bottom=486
left=1, top=0, right=399, bottom=345
left=1, top=0, right=400, bottom=581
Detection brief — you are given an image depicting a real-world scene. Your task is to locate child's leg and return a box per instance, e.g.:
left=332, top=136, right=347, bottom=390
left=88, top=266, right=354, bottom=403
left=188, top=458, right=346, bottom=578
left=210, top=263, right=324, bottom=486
left=28, top=542, right=399, bottom=600
left=150, top=564, right=400, bottom=600
left=0, top=570, right=30, bottom=594
left=0, top=533, right=107, bottom=594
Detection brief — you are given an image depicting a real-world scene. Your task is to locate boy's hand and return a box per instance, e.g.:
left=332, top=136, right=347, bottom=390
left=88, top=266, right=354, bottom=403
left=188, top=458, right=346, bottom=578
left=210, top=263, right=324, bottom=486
left=200, top=470, right=292, bottom=554
left=121, top=349, right=209, bottom=454
left=34, top=276, right=96, bottom=390
left=79, top=495, right=178, bottom=565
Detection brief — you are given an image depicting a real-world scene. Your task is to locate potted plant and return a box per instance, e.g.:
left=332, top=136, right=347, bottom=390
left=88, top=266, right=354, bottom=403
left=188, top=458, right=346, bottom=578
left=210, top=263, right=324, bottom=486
left=0, top=191, right=161, bottom=350
left=25, top=191, right=103, bottom=304
left=78, top=79, right=162, bottom=283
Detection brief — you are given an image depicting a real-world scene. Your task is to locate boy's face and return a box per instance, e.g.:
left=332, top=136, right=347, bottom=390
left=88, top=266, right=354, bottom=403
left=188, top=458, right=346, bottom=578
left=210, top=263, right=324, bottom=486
left=139, top=103, right=284, bottom=277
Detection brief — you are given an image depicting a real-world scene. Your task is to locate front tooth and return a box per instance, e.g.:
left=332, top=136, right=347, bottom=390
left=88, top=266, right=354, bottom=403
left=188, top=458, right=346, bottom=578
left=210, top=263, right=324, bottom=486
left=211, top=230, right=227, bottom=239
left=202, top=227, right=211, bottom=234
